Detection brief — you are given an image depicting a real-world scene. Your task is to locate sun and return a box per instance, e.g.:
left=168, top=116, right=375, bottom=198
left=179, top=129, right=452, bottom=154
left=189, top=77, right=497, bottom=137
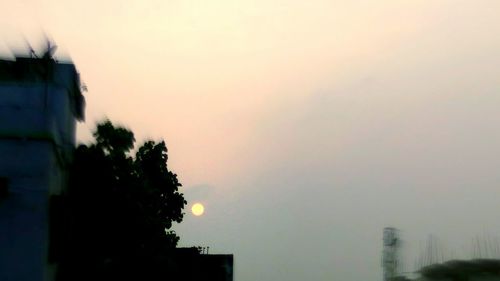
left=191, top=203, right=205, bottom=216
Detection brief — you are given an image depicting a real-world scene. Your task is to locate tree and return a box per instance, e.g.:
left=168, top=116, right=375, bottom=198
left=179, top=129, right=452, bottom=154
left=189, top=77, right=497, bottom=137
left=60, top=120, right=187, bottom=281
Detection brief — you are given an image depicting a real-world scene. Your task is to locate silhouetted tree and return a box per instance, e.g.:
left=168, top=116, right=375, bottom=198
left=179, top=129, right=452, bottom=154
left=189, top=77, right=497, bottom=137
left=60, top=120, right=187, bottom=281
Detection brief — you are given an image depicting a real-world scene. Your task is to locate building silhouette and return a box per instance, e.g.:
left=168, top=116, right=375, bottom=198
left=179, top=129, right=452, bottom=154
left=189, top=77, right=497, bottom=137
left=417, top=259, right=500, bottom=281
left=384, top=229, right=500, bottom=281
left=0, top=55, right=84, bottom=281
left=169, top=248, right=234, bottom=281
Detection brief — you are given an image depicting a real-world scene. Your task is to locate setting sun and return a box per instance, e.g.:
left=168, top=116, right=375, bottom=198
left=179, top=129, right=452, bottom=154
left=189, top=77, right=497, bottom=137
left=191, top=203, right=205, bottom=216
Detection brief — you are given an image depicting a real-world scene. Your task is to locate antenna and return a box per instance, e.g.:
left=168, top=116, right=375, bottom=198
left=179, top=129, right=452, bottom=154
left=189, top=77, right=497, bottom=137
left=21, top=36, right=37, bottom=58
left=42, top=39, right=57, bottom=60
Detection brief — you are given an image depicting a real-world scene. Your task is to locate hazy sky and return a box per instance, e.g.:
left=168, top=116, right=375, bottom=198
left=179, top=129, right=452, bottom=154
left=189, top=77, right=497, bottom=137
left=2, top=1, right=500, bottom=280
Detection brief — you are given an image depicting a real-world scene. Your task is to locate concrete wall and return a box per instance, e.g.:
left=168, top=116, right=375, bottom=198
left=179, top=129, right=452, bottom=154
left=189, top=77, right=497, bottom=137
left=0, top=141, right=55, bottom=281
left=0, top=60, right=82, bottom=281
left=0, top=83, right=76, bottom=161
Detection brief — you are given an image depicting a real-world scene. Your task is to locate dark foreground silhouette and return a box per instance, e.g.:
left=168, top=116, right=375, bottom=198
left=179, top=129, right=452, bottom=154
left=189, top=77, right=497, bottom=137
left=56, top=120, right=189, bottom=281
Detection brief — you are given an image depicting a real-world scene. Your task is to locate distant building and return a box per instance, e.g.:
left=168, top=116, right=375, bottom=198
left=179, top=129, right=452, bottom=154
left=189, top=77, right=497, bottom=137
left=382, top=228, right=500, bottom=281
left=168, top=248, right=234, bottom=281
left=383, top=227, right=401, bottom=281
left=387, top=259, right=500, bottom=281
left=0, top=55, right=84, bottom=281
left=416, top=259, right=500, bottom=281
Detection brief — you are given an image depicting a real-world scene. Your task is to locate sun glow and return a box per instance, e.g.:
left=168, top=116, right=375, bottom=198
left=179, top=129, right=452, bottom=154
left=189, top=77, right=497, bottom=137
left=191, top=203, right=205, bottom=216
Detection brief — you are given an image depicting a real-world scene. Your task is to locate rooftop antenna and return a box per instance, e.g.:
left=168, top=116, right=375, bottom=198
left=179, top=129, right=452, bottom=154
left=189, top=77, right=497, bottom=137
left=21, top=36, right=37, bottom=59
left=29, top=45, right=37, bottom=58
left=41, top=37, right=57, bottom=60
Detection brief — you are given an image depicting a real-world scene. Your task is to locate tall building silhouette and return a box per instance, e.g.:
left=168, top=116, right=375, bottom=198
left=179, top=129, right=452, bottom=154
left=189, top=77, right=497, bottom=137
left=0, top=55, right=84, bottom=281
left=383, top=227, right=400, bottom=281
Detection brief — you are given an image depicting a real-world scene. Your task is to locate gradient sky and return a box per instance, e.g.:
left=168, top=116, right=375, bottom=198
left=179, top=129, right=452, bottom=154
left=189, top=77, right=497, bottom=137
left=2, top=1, right=500, bottom=280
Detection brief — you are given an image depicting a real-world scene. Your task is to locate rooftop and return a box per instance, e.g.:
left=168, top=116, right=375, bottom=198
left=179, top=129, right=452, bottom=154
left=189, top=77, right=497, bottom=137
left=0, top=56, right=85, bottom=121
left=419, top=259, right=500, bottom=280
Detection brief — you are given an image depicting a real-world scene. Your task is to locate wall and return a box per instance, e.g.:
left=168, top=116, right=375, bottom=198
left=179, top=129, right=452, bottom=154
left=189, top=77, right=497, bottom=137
left=0, top=59, right=82, bottom=281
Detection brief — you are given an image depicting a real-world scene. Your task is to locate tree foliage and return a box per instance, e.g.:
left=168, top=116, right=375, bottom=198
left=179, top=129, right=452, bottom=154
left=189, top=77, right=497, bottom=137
left=61, top=120, right=187, bottom=280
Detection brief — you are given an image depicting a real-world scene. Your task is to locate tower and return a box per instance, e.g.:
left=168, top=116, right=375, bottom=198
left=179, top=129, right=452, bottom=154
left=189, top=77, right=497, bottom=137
left=382, top=227, right=400, bottom=281
left=0, top=54, right=84, bottom=281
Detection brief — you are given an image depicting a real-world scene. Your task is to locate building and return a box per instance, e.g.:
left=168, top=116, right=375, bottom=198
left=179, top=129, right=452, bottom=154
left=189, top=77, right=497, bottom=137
left=417, top=259, right=500, bottom=281
left=167, top=248, right=234, bottom=281
left=382, top=228, right=500, bottom=281
left=0, top=54, right=84, bottom=281
left=383, top=227, right=401, bottom=281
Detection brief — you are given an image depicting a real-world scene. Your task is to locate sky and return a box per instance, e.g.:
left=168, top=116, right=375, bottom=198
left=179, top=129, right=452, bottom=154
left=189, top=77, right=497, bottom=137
left=2, top=0, right=500, bottom=280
